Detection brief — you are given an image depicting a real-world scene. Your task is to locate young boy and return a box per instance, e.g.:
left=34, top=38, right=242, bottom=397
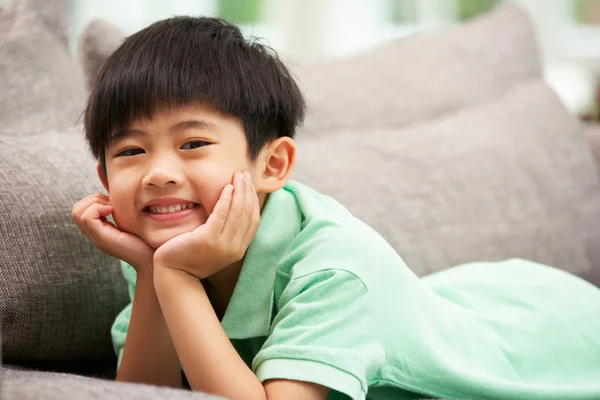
left=72, top=15, right=600, bottom=400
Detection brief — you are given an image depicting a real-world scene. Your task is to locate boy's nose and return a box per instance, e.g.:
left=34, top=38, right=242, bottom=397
left=142, top=169, right=182, bottom=188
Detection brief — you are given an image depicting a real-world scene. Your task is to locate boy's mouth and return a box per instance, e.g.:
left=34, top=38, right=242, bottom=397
left=142, top=202, right=201, bottom=223
left=144, top=202, right=199, bottom=215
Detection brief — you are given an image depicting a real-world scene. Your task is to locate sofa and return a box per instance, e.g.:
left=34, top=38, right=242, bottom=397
left=1, top=1, right=600, bottom=399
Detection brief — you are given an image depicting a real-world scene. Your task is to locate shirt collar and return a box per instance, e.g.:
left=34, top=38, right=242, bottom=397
left=220, top=183, right=301, bottom=339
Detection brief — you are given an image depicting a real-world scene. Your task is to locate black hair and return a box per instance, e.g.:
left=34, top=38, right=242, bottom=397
left=84, top=16, right=305, bottom=173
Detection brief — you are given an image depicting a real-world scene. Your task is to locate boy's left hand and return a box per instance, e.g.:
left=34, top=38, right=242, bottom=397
left=153, top=171, right=260, bottom=279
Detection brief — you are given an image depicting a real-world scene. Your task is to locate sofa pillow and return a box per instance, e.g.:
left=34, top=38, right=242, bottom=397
left=0, top=126, right=129, bottom=363
left=292, top=80, right=600, bottom=287
left=24, top=0, right=71, bottom=47
left=0, top=0, right=86, bottom=135
left=76, top=19, right=126, bottom=91
left=288, top=3, right=542, bottom=136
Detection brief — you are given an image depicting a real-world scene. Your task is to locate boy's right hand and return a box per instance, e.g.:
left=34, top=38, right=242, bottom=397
left=72, top=193, right=154, bottom=277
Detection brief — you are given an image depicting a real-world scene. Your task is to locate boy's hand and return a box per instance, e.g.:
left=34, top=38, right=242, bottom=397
left=72, top=193, right=155, bottom=276
left=153, top=171, right=260, bottom=279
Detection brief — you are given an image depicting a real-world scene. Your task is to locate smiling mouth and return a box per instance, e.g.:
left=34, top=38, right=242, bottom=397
left=144, top=203, right=199, bottom=214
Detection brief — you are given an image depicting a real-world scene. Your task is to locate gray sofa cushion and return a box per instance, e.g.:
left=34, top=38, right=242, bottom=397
left=0, top=126, right=129, bottom=363
left=76, top=19, right=126, bottom=91
left=2, top=367, right=223, bottom=400
left=0, top=0, right=86, bottom=135
left=292, top=80, right=600, bottom=286
left=289, top=3, right=542, bottom=137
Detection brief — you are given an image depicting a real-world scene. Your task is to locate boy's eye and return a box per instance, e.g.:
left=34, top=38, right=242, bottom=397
left=181, top=140, right=210, bottom=150
left=116, top=148, right=145, bottom=157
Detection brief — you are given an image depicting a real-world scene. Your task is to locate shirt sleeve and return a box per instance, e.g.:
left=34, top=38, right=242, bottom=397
left=110, top=260, right=137, bottom=370
left=252, top=269, right=385, bottom=400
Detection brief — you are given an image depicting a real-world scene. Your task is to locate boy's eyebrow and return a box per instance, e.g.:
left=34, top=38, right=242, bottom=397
left=169, top=119, right=223, bottom=133
left=110, top=119, right=223, bottom=145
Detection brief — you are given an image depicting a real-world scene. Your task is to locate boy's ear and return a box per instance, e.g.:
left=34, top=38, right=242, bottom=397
left=257, top=137, right=296, bottom=193
left=96, top=163, right=110, bottom=193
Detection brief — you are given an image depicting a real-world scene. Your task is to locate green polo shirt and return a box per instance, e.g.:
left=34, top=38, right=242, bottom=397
left=112, top=180, right=600, bottom=399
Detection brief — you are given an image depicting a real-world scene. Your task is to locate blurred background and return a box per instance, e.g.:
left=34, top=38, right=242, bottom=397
left=4, top=0, right=600, bottom=119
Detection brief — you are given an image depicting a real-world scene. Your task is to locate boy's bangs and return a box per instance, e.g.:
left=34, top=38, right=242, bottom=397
left=84, top=16, right=305, bottom=165
left=87, top=46, right=238, bottom=155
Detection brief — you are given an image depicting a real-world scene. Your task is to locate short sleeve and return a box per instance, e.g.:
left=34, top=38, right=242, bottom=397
left=252, top=269, right=385, bottom=400
left=110, top=260, right=137, bottom=370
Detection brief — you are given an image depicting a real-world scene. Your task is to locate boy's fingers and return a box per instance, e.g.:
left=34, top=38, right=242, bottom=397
left=79, top=203, right=112, bottom=228
left=206, top=183, right=234, bottom=234
left=72, top=194, right=110, bottom=218
left=222, top=172, right=246, bottom=238
left=242, top=182, right=260, bottom=248
left=235, top=172, right=255, bottom=244
left=80, top=204, right=140, bottom=257
left=78, top=203, right=115, bottom=243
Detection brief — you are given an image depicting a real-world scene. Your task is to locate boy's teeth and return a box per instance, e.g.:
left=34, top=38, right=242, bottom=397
left=149, top=203, right=195, bottom=214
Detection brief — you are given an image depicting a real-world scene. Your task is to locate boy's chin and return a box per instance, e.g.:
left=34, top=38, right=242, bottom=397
left=144, top=235, right=174, bottom=250
left=143, top=229, right=192, bottom=249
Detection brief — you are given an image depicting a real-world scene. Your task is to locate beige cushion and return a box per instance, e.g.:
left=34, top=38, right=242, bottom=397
left=292, top=80, right=600, bottom=286
left=0, top=127, right=129, bottom=363
left=289, top=3, right=542, bottom=136
left=0, top=0, right=86, bottom=135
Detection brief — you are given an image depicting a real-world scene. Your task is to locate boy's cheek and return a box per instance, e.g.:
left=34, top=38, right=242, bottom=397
left=110, top=209, right=129, bottom=232
left=108, top=198, right=136, bottom=231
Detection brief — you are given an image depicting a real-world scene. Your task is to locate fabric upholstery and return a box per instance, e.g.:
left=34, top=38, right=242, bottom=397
left=1, top=366, right=223, bottom=400
left=0, top=126, right=129, bottom=363
left=582, top=121, right=600, bottom=167
left=288, top=3, right=542, bottom=137
left=0, top=0, right=86, bottom=135
left=76, top=19, right=126, bottom=91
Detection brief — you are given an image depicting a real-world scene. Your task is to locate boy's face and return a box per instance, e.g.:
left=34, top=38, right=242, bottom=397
left=100, top=103, right=265, bottom=249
